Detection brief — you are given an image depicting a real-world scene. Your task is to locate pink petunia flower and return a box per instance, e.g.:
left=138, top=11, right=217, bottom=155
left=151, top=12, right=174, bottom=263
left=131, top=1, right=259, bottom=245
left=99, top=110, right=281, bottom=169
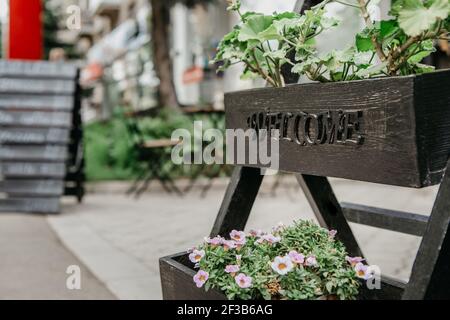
left=271, top=255, right=294, bottom=275
left=235, top=273, right=252, bottom=289
left=346, top=256, right=365, bottom=267
left=193, top=270, right=209, bottom=288
left=354, top=262, right=372, bottom=280
left=223, top=240, right=237, bottom=251
left=272, top=222, right=285, bottom=233
left=288, top=250, right=305, bottom=264
left=305, top=255, right=318, bottom=267
left=189, top=249, right=205, bottom=263
left=225, top=264, right=240, bottom=276
left=248, top=229, right=264, bottom=237
left=230, top=230, right=246, bottom=244
left=256, top=233, right=281, bottom=245
left=328, top=229, right=337, bottom=238
left=205, top=236, right=223, bottom=247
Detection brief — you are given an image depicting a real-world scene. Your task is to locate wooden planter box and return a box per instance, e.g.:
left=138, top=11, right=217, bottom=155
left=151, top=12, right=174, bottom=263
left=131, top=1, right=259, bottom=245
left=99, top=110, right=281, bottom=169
left=160, top=252, right=226, bottom=300
left=225, top=70, right=450, bottom=188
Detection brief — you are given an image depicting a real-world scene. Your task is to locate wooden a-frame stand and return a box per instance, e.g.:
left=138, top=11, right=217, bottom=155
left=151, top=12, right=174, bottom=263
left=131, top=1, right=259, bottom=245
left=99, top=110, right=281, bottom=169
left=209, top=0, right=450, bottom=300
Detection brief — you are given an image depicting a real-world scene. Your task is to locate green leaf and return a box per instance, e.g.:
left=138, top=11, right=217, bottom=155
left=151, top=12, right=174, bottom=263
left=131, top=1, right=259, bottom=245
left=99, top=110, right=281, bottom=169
left=398, top=0, right=450, bottom=36
left=356, top=61, right=388, bottom=78
left=356, top=34, right=374, bottom=52
left=408, top=49, right=434, bottom=64
left=325, top=281, right=334, bottom=293
left=379, top=20, right=399, bottom=39
left=412, top=62, right=435, bottom=73
left=238, top=15, right=280, bottom=42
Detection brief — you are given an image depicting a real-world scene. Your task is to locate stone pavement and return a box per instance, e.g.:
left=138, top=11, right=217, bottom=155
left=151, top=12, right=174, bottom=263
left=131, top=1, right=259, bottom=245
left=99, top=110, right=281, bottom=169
left=47, top=176, right=438, bottom=300
left=0, top=213, right=115, bottom=300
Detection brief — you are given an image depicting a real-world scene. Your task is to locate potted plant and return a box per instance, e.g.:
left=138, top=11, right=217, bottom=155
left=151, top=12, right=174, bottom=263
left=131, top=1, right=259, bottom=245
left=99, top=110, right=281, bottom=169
left=160, top=0, right=450, bottom=300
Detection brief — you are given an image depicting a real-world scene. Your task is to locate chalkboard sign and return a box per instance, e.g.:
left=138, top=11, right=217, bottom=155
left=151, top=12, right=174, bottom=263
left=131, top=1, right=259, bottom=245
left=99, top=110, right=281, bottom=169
left=0, top=128, right=70, bottom=144
left=0, top=78, right=75, bottom=95
left=0, top=94, right=73, bottom=111
left=0, top=162, right=66, bottom=178
left=0, top=60, right=77, bottom=79
left=0, top=60, right=80, bottom=213
left=0, top=111, right=72, bottom=127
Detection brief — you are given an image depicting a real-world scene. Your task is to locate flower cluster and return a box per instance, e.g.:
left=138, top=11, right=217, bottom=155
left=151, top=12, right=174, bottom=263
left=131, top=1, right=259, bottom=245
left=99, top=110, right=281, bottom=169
left=189, top=220, right=367, bottom=300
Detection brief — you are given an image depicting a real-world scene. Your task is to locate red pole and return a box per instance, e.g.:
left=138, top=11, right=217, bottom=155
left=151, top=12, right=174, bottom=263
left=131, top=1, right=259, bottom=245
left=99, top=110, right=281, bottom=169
left=8, top=0, right=43, bottom=60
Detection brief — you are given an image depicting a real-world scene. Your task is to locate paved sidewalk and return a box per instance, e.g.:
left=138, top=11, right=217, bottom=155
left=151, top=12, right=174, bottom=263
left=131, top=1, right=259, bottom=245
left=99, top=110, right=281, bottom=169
left=48, top=176, right=438, bottom=300
left=0, top=213, right=115, bottom=300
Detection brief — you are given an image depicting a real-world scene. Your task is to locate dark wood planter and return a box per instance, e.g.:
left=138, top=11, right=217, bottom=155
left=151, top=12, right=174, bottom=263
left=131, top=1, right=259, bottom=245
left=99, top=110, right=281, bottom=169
left=160, top=252, right=226, bottom=300
left=226, top=70, right=450, bottom=188
left=159, top=253, right=404, bottom=300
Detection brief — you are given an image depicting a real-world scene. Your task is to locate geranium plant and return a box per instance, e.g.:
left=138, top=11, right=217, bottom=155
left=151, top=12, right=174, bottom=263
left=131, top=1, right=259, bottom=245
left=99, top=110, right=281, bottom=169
left=188, top=220, right=373, bottom=300
left=214, top=0, right=450, bottom=86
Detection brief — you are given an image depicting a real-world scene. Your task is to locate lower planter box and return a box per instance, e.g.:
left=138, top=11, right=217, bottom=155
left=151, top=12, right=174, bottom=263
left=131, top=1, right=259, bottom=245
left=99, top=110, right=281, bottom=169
left=160, top=252, right=226, bottom=300
left=159, top=252, right=406, bottom=300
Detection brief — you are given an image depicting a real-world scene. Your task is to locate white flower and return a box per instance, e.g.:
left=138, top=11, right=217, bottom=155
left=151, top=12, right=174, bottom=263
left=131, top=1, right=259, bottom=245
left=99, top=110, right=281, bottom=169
left=271, top=255, right=294, bottom=275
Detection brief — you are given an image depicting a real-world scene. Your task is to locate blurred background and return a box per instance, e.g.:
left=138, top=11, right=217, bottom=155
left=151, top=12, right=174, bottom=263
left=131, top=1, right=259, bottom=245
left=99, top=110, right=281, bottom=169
left=0, top=0, right=449, bottom=299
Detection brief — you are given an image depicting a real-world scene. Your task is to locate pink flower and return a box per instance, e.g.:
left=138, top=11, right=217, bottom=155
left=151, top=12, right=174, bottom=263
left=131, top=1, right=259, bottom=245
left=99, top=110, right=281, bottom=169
left=223, top=240, right=237, bottom=251
left=354, top=262, right=372, bottom=280
left=225, top=264, right=240, bottom=275
left=230, top=230, right=246, bottom=244
left=248, top=229, right=264, bottom=237
left=186, top=246, right=196, bottom=253
left=272, top=222, right=285, bottom=233
left=305, top=255, right=318, bottom=267
left=346, top=256, right=365, bottom=267
left=193, top=270, right=209, bottom=288
left=328, top=229, right=337, bottom=238
left=256, top=233, right=281, bottom=245
left=288, top=250, right=305, bottom=264
left=235, top=273, right=252, bottom=289
left=205, top=236, right=223, bottom=246
left=189, top=249, right=205, bottom=263
left=271, top=255, right=294, bottom=275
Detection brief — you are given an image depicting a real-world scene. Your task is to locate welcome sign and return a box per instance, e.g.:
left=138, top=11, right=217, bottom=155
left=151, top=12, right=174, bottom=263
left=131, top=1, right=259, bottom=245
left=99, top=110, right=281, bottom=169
left=225, top=72, right=450, bottom=188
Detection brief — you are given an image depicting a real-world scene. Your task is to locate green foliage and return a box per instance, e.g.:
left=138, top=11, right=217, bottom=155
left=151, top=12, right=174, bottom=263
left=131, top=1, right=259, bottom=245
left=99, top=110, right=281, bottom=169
left=394, top=0, right=449, bottom=36
left=355, top=0, right=449, bottom=75
left=194, top=221, right=360, bottom=300
left=84, top=109, right=228, bottom=181
left=84, top=117, right=137, bottom=181
left=214, top=0, right=450, bottom=84
left=214, top=0, right=338, bottom=86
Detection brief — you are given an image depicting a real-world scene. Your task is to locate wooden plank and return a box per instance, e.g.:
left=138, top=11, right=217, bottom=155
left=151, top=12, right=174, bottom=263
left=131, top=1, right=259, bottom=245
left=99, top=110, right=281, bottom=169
left=0, top=180, right=64, bottom=196
left=0, top=127, right=70, bottom=144
left=0, top=162, right=66, bottom=178
left=0, top=197, right=60, bottom=214
left=403, top=158, right=450, bottom=299
left=160, top=253, right=226, bottom=300
left=0, top=60, right=77, bottom=79
left=210, top=166, right=264, bottom=237
left=0, top=78, right=75, bottom=95
left=341, top=202, right=428, bottom=236
left=414, top=70, right=450, bottom=188
left=296, top=174, right=364, bottom=258
left=0, top=110, right=72, bottom=127
left=225, top=70, right=450, bottom=188
left=0, top=146, right=68, bottom=161
left=0, top=94, right=73, bottom=111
